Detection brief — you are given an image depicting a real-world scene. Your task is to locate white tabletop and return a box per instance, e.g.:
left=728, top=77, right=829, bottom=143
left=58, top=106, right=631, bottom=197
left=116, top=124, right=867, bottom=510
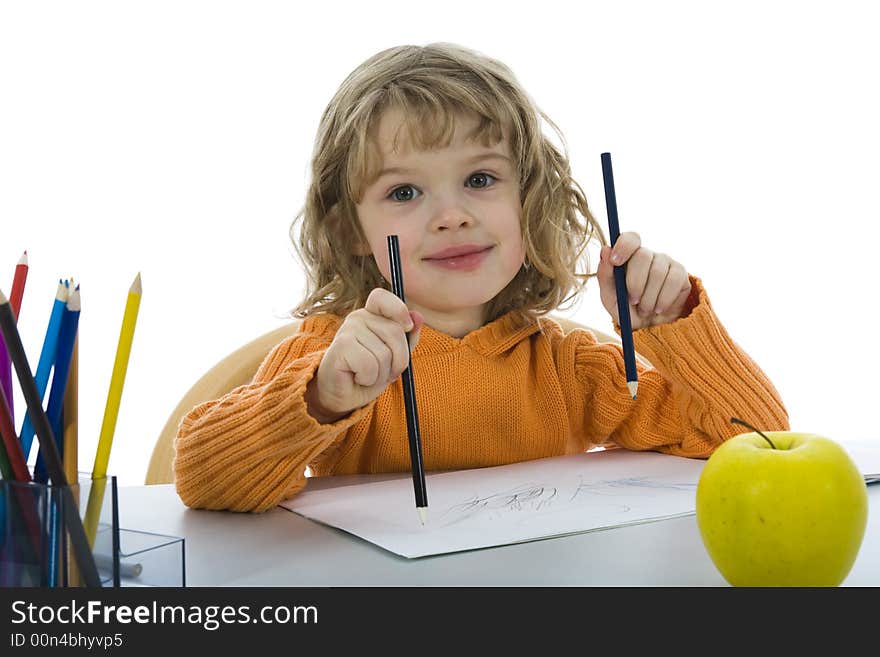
left=116, top=478, right=880, bottom=586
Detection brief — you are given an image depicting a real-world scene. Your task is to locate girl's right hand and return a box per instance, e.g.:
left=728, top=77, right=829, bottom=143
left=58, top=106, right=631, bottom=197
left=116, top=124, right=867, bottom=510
left=305, top=288, right=423, bottom=423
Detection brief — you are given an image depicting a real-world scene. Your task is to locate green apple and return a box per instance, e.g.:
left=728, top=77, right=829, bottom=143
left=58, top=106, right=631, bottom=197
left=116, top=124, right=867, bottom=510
left=696, top=430, right=868, bottom=586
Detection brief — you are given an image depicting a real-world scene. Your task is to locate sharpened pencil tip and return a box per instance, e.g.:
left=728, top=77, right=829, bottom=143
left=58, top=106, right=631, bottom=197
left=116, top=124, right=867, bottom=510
left=66, top=285, right=82, bottom=311
left=131, top=272, right=142, bottom=294
left=19, top=251, right=28, bottom=265
left=417, top=507, right=428, bottom=525
left=627, top=381, right=638, bottom=400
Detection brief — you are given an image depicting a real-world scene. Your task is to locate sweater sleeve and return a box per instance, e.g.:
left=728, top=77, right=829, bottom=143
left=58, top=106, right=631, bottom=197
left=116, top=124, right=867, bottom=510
left=574, top=275, right=789, bottom=458
left=173, top=317, right=372, bottom=512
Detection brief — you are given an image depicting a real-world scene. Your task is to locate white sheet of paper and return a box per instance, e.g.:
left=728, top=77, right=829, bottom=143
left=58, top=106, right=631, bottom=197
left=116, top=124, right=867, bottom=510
left=282, top=441, right=880, bottom=558
left=282, top=450, right=706, bottom=558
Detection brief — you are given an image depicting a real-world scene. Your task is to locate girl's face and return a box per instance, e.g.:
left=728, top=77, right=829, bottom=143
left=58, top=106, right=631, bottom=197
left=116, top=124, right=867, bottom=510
left=355, top=108, right=525, bottom=338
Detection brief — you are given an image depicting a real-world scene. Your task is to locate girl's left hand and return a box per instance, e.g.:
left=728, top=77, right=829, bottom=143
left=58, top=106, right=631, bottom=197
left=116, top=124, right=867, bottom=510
left=596, top=231, right=692, bottom=330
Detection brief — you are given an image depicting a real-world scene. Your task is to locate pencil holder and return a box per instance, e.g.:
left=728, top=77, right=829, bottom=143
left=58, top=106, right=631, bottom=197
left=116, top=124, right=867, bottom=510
left=0, top=472, right=119, bottom=587
left=115, top=527, right=185, bottom=587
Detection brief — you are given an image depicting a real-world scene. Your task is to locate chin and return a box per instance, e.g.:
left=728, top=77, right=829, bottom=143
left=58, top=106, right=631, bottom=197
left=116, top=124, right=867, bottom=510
left=441, top=285, right=504, bottom=307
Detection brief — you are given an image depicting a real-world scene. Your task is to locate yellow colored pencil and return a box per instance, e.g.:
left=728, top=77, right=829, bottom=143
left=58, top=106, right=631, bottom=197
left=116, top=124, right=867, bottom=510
left=84, top=273, right=140, bottom=549
left=91, top=272, right=141, bottom=479
left=64, top=331, right=80, bottom=586
left=64, top=278, right=79, bottom=484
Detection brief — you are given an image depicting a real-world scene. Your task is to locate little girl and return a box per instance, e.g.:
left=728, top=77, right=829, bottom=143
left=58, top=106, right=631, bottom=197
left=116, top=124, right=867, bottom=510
left=174, top=43, right=788, bottom=512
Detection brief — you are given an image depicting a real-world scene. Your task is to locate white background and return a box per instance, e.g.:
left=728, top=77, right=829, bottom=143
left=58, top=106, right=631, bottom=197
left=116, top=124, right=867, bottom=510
left=1, top=0, right=878, bottom=486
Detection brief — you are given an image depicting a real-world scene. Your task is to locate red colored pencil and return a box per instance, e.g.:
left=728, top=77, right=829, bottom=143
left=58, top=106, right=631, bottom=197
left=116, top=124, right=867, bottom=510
left=0, top=251, right=25, bottom=425
left=0, top=384, right=29, bottom=482
left=10, top=250, right=28, bottom=319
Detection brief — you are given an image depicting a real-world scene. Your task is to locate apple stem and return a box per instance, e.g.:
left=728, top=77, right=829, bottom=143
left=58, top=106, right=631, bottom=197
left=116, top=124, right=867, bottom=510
left=730, top=417, right=777, bottom=449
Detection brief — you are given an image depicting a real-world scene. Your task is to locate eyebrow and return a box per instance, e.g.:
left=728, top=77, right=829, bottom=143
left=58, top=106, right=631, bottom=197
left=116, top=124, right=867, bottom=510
left=374, top=152, right=512, bottom=181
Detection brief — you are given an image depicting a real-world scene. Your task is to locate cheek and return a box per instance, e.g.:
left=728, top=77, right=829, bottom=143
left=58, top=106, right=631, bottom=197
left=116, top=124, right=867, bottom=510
left=371, top=233, right=416, bottom=284
left=509, top=241, right=526, bottom=271
left=373, top=250, right=391, bottom=281
left=355, top=209, right=391, bottom=275
left=505, top=214, right=526, bottom=264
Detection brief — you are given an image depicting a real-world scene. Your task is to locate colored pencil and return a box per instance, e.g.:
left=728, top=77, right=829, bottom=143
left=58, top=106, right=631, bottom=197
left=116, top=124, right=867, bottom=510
left=34, top=286, right=80, bottom=484
left=9, top=251, right=28, bottom=318
left=0, top=385, right=30, bottom=483
left=62, top=291, right=80, bottom=587
left=0, top=350, right=11, bottom=435
left=600, top=152, right=639, bottom=400
left=0, top=383, right=44, bottom=583
left=84, top=273, right=141, bottom=548
left=0, top=288, right=100, bottom=587
left=1, top=383, right=46, bottom=585
left=63, top=331, right=78, bottom=486
left=19, top=279, right=68, bottom=461
left=62, top=330, right=80, bottom=587
left=385, top=236, right=428, bottom=524
left=34, top=285, right=80, bottom=586
left=0, top=364, right=34, bottom=581
left=0, top=350, right=11, bottom=436
left=0, top=433, right=12, bottom=479
left=0, top=384, right=29, bottom=541
left=0, top=251, right=26, bottom=430
left=91, top=272, right=141, bottom=480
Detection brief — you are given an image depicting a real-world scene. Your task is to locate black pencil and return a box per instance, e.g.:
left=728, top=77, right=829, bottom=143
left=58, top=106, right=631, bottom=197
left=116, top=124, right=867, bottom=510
left=0, top=288, right=102, bottom=587
left=386, top=235, right=428, bottom=524
left=600, top=152, right=639, bottom=400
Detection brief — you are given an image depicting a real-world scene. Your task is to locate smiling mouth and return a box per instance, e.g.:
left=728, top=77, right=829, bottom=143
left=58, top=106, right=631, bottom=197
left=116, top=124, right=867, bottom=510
left=424, top=245, right=494, bottom=261
left=422, top=245, right=494, bottom=271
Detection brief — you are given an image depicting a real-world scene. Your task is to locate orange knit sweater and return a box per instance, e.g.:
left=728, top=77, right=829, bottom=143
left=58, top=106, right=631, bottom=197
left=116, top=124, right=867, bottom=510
left=174, top=276, right=788, bottom=512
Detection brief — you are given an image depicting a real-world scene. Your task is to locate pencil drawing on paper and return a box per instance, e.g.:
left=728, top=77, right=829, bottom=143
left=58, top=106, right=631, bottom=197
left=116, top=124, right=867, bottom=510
left=570, top=476, right=696, bottom=501
left=282, top=451, right=709, bottom=558
left=437, top=474, right=697, bottom=526
left=441, top=482, right=558, bottom=524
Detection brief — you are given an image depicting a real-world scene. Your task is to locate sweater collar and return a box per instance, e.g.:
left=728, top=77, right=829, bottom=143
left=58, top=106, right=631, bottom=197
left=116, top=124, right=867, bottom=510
left=414, top=311, right=544, bottom=357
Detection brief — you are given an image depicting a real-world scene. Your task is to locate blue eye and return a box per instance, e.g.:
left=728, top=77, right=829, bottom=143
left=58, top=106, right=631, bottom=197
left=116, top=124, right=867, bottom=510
left=389, top=185, right=420, bottom=202
left=467, top=172, right=496, bottom=188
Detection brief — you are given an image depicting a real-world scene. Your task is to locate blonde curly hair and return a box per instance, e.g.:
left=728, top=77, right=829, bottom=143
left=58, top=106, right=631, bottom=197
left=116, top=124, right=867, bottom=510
left=291, top=42, right=606, bottom=326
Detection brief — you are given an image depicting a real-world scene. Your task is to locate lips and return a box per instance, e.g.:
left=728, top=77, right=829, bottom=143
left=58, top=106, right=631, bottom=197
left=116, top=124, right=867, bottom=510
left=422, top=244, right=494, bottom=272
left=424, top=244, right=493, bottom=260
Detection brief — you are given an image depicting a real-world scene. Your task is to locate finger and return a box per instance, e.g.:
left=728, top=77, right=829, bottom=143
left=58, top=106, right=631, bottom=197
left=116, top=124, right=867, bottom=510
left=338, top=335, right=380, bottom=387
left=408, top=311, right=425, bottom=351
left=360, top=313, right=412, bottom=378
left=364, top=287, right=414, bottom=330
left=596, top=246, right=620, bottom=323
left=654, top=263, right=689, bottom=315
left=353, top=329, right=395, bottom=383
left=609, top=231, right=641, bottom=266
left=669, top=282, right=692, bottom=317
left=636, top=254, right=671, bottom=316
left=623, top=247, right=653, bottom=306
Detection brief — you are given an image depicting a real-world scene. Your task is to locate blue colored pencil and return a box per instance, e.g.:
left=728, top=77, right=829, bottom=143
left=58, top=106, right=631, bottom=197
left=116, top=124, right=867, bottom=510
left=19, top=280, right=68, bottom=461
left=35, top=285, right=79, bottom=586
left=34, top=285, right=80, bottom=483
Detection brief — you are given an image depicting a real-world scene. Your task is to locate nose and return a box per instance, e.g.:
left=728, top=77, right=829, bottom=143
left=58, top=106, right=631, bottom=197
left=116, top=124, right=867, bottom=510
left=428, top=194, right=476, bottom=232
